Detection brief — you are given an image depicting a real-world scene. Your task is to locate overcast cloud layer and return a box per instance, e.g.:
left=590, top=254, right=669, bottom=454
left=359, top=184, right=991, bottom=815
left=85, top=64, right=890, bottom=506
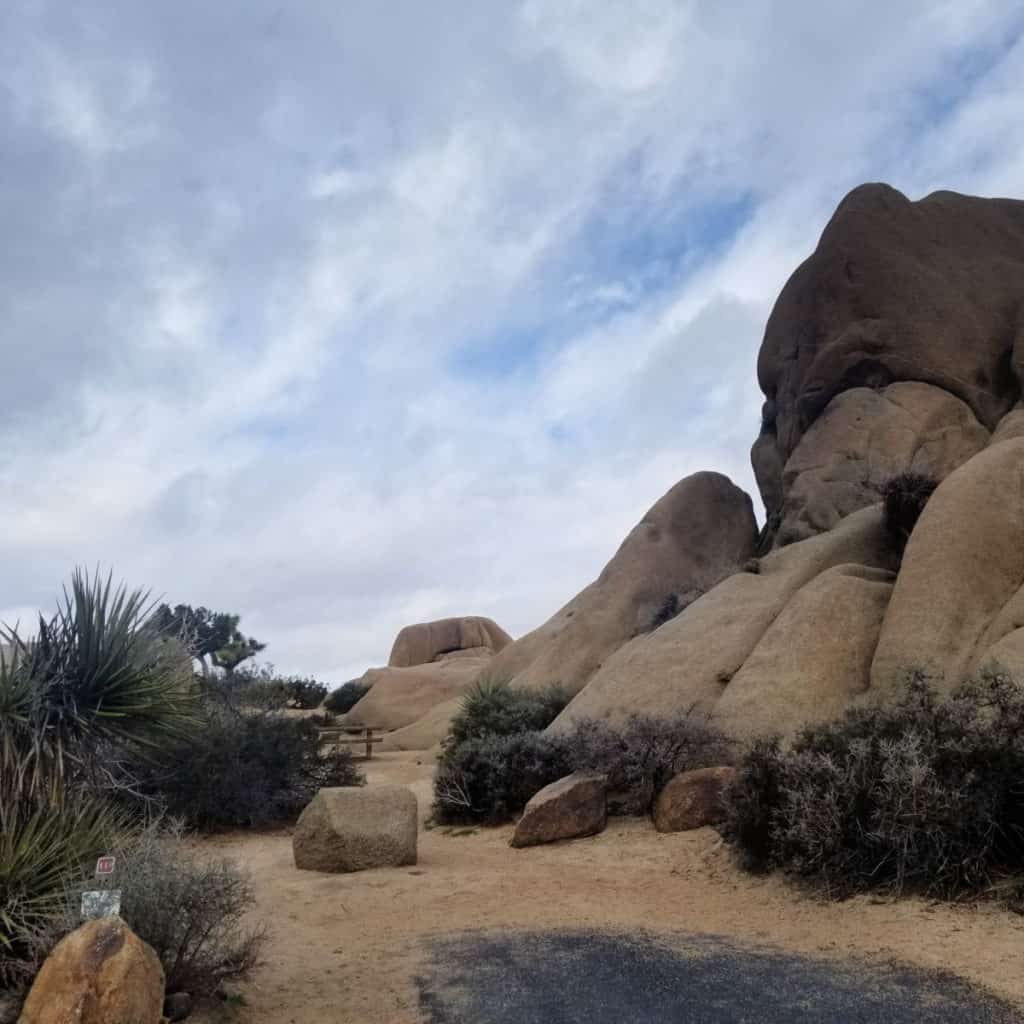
left=3, top=1, right=1024, bottom=679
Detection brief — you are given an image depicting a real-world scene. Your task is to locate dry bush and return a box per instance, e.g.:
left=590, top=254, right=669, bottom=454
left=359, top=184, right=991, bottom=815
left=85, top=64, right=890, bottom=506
left=433, top=710, right=732, bottom=825
left=564, top=713, right=734, bottom=815
left=46, top=821, right=265, bottom=997
left=722, top=671, right=1024, bottom=898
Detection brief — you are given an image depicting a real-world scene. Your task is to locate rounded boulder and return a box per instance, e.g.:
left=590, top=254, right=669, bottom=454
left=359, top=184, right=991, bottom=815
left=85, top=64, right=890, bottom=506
left=19, top=917, right=165, bottom=1024
left=293, top=785, right=418, bottom=873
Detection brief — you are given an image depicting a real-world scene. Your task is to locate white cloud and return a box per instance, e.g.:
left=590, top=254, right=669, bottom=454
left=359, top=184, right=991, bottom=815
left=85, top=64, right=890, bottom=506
left=2, top=2, right=1024, bottom=679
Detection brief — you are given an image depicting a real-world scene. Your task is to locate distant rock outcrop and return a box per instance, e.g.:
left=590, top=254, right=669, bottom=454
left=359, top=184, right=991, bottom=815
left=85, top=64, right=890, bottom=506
left=343, top=616, right=512, bottom=731
left=388, top=616, right=511, bottom=668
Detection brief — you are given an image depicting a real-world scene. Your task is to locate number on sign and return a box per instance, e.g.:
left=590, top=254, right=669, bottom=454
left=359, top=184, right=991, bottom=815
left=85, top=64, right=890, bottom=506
left=95, top=856, right=116, bottom=877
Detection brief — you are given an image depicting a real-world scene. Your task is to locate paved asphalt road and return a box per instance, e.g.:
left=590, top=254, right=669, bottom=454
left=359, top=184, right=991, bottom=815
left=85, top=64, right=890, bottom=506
left=416, top=929, right=1019, bottom=1023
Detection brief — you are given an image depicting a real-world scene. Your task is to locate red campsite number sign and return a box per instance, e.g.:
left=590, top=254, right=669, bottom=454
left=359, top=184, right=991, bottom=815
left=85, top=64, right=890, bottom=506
left=95, top=856, right=116, bottom=877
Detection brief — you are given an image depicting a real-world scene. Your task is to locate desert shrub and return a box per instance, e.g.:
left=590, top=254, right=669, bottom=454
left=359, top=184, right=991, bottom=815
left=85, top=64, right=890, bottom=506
left=229, top=665, right=327, bottom=710
left=433, top=711, right=732, bottom=825
left=564, top=713, right=734, bottom=815
left=433, top=732, right=571, bottom=825
left=881, top=471, right=937, bottom=548
left=0, top=570, right=198, bottom=988
left=324, top=680, right=372, bottom=714
left=45, top=821, right=264, bottom=998
left=441, top=678, right=571, bottom=753
left=722, top=671, right=1024, bottom=898
left=282, top=676, right=327, bottom=709
left=133, top=706, right=363, bottom=829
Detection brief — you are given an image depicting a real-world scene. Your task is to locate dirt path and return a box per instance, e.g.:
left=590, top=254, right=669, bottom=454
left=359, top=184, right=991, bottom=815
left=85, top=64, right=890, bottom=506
left=195, top=752, right=1024, bottom=1023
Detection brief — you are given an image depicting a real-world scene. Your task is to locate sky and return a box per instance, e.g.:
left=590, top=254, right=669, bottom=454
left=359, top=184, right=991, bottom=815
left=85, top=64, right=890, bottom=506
left=3, top=1, right=1024, bottom=682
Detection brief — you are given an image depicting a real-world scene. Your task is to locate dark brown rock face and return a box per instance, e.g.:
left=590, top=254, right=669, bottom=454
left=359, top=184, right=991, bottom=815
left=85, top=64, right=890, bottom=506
left=753, top=184, right=1024, bottom=546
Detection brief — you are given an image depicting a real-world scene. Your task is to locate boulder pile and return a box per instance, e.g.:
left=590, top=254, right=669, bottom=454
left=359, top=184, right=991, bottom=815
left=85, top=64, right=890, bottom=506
left=357, top=185, right=1024, bottom=745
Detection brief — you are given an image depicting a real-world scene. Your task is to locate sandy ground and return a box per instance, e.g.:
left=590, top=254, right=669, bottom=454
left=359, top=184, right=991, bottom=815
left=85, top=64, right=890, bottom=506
left=194, top=752, right=1024, bottom=1024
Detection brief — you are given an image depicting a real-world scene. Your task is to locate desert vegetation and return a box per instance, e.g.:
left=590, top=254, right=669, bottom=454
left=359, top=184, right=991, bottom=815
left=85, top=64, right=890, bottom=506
left=324, top=679, right=372, bottom=714
left=722, top=670, right=1024, bottom=900
left=433, top=679, right=731, bottom=824
left=880, top=471, right=938, bottom=549
left=0, top=569, right=360, bottom=1009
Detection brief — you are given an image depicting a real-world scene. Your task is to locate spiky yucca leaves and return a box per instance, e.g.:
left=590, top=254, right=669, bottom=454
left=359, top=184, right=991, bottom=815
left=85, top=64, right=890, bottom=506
left=0, top=569, right=200, bottom=804
left=0, top=569, right=201, bottom=988
left=0, top=796, right=125, bottom=988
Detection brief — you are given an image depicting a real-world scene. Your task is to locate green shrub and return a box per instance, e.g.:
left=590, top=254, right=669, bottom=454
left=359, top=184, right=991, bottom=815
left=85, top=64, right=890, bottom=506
left=133, top=706, right=363, bottom=829
left=229, top=665, right=327, bottom=710
left=442, top=678, right=571, bottom=753
left=0, top=570, right=198, bottom=988
left=563, top=713, right=733, bottom=814
left=433, top=710, right=732, bottom=825
left=324, top=680, right=371, bottom=714
left=46, top=822, right=264, bottom=998
left=0, top=798, right=124, bottom=990
left=881, top=471, right=937, bottom=548
left=433, top=731, right=571, bottom=825
left=722, top=671, right=1024, bottom=898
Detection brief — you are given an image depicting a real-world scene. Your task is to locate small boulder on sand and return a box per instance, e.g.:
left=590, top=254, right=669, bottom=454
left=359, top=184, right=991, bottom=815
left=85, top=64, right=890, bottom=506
left=19, top=917, right=165, bottom=1024
left=293, top=785, right=418, bottom=873
left=652, top=766, right=736, bottom=833
left=510, top=773, right=607, bottom=848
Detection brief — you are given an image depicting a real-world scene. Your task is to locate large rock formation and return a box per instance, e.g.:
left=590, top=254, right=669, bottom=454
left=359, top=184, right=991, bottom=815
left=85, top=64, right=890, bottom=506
left=871, top=437, right=1024, bottom=696
left=360, top=184, right=1024, bottom=747
left=551, top=505, right=898, bottom=736
left=752, top=184, right=1024, bottom=547
left=545, top=186, right=1024, bottom=739
left=487, top=472, right=758, bottom=695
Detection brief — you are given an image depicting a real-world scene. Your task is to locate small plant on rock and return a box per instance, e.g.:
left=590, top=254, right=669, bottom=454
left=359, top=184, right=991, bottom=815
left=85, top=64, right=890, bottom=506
left=880, top=471, right=938, bottom=549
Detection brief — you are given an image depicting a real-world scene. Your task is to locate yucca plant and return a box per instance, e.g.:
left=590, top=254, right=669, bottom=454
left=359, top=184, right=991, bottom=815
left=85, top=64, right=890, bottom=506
left=0, top=569, right=201, bottom=987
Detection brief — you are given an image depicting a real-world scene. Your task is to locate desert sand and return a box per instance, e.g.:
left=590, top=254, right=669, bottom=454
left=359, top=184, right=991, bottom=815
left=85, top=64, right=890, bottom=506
left=194, top=752, right=1024, bottom=1023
